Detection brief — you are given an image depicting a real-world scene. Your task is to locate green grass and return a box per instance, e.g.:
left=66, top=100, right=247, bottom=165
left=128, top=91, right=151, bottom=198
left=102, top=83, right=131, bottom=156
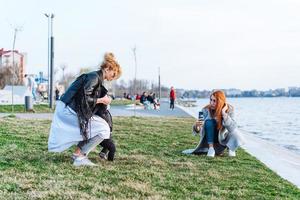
left=0, top=117, right=299, bottom=199
left=0, top=104, right=54, bottom=113
left=111, top=99, right=134, bottom=106
left=0, top=100, right=132, bottom=113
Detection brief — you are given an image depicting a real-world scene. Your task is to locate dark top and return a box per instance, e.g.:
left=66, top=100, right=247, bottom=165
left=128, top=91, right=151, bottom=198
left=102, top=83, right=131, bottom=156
left=147, top=95, right=154, bottom=104
left=60, top=70, right=104, bottom=113
left=140, top=95, right=147, bottom=104
left=60, top=70, right=113, bottom=132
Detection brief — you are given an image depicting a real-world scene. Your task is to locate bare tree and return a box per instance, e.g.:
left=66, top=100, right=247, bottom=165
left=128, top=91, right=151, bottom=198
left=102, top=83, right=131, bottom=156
left=0, top=63, right=24, bottom=88
left=60, top=64, right=67, bottom=80
left=79, top=67, right=93, bottom=75
left=0, top=67, right=12, bottom=89
left=113, top=78, right=171, bottom=98
left=63, top=72, right=76, bottom=88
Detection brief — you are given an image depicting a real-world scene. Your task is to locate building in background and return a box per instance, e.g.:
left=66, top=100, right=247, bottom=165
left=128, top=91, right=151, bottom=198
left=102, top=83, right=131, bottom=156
left=0, top=48, right=26, bottom=85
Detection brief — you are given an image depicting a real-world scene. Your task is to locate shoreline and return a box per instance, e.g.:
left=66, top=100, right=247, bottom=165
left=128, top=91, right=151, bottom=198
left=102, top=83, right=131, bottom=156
left=176, top=104, right=300, bottom=189
left=1, top=102, right=300, bottom=189
left=1, top=116, right=299, bottom=198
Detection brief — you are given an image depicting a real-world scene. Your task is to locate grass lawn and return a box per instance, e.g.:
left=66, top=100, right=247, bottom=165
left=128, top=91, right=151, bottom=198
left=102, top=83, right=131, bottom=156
left=111, top=99, right=135, bottom=106
left=0, top=104, right=53, bottom=113
left=0, top=99, right=132, bottom=113
left=0, top=117, right=299, bottom=199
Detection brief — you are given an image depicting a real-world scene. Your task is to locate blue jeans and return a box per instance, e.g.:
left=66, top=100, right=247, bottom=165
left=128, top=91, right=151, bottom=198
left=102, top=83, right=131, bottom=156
left=204, top=119, right=218, bottom=144
left=32, top=88, right=36, bottom=100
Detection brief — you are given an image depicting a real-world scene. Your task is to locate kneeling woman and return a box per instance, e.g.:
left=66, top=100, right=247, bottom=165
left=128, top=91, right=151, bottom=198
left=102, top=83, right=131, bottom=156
left=48, top=52, right=121, bottom=166
left=192, top=90, right=244, bottom=157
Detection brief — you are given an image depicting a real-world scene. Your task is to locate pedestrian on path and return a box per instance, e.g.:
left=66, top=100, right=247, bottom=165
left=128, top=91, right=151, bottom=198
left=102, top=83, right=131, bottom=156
left=169, top=86, right=176, bottom=110
left=48, top=52, right=122, bottom=166
left=24, top=74, right=37, bottom=101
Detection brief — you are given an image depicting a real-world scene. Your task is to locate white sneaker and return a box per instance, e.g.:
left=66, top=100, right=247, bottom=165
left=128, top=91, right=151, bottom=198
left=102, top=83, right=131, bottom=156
left=73, top=156, right=97, bottom=167
left=228, top=149, right=236, bottom=157
left=71, top=153, right=80, bottom=161
left=207, top=147, right=215, bottom=157
left=99, top=152, right=107, bottom=160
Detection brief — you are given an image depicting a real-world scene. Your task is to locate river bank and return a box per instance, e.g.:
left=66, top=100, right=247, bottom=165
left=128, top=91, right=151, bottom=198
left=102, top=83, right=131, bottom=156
left=0, top=116, right=299, bottom=199
left=177, top=103, right=300, bottom=189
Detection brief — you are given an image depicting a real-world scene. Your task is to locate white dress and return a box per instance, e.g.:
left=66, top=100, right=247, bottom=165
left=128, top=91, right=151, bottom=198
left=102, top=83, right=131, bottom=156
left=48, top=101, right=110, bottom=152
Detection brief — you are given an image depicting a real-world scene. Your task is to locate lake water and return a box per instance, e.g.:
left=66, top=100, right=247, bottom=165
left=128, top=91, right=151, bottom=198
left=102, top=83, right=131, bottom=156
left=183, top=97, right=300, bottom=155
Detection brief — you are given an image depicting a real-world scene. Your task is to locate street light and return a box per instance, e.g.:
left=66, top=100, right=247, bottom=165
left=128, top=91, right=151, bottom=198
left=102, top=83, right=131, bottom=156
left=44, top=13, right=55, bottom=109
left=132, top=46, right=137, bottom=116
left=11, top=27, right=22, bottom=113
left=158, top=67, right=161, bottom=100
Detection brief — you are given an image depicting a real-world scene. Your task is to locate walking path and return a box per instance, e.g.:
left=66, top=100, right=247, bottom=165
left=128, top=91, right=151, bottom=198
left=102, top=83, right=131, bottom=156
left=0, top=113, right=53, bottom=120
left=1, top=102, right=300, bottom=188
left=109, top=102, right=190, bottom=117
left=0, top=101, right=190, bottom=119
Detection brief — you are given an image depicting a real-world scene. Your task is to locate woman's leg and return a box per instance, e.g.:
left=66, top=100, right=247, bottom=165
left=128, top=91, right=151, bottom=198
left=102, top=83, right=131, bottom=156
left=72, top=135, right=104, bottom=166
left=99, top=139, right=116, bottom=161
left=170, top=99, right=175, bottom=109
left=100, top=141, right=109, bottom=154
left=204, top=119, right=217, bottom=147
left=205, top=119, right=218, bottom=157
left=78, top=135, right=104, bottom=156
left=226, top=130, right=245, bottom=155
left=100, top=139, right=116, bottom=161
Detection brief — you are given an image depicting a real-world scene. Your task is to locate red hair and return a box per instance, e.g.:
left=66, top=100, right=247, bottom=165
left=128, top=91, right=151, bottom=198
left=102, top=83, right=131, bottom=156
left=205, top=90, right=229, bottom=130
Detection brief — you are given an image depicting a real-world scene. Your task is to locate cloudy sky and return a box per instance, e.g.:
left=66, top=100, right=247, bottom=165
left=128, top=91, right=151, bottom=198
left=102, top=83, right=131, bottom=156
left=1, top=0, right=300, bottom=90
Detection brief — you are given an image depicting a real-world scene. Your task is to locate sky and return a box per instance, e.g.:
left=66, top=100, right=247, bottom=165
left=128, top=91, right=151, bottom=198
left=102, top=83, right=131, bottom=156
left=1, top=0, right=300, bottom=91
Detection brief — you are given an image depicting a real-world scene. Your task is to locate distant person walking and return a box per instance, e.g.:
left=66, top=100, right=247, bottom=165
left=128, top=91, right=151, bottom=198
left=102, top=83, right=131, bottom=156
left=55, top=88, right=60, bottom=100
left=48, top=52, right=122, bottom=166
left=169, top=86, right=176, bottom=110
left=24, top=74, right=37, bottom=101
left=191, top=90, right=245, bottom=157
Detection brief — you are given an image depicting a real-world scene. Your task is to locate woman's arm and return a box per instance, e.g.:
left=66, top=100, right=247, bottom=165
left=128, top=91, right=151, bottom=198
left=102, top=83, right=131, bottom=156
left=83, top=73, right=102, bottom=105
left=222, top=105, right=237, bottom=131
left=192, top=108, right=207, bottom=135
left=96, top=95, right=111, bottom=105
left=192, top=122, right=202, bottom=135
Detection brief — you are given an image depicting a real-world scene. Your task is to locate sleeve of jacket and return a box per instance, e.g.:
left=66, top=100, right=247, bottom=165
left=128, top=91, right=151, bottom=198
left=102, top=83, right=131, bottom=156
left=192, top=124, right=201, bottom=136
left=83, top=73, right=102, bottom=104
left=222, top=107, right=237, bottom=132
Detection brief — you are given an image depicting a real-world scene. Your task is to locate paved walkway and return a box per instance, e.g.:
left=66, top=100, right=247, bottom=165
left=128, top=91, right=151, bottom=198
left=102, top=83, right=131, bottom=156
left=0, top=102, right=190, bottom=119
left=0, top=113, right=53, bottom=120
left=110, top=101, right=190, bottom=117
left=1, top=102, right=300, bottom=188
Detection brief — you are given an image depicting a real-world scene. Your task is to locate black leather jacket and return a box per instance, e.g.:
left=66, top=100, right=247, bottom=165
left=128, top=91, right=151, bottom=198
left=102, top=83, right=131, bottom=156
left=60, top=70, right=113, bottom=131
left=60, top=70, right=103, bottom=111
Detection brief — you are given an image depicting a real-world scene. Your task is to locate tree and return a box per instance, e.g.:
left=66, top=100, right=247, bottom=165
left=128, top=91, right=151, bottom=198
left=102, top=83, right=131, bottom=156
left=60, top=64, right=67, bottom=80
left=113, top=78, right=170, bottom=98
left=0, top=63, right=23, bottom=89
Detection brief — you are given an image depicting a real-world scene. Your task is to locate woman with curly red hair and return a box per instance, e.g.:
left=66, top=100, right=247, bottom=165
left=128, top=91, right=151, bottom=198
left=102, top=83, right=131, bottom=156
left=192, top=90, right=245, bottom=157
left=48, top=52, right=122, bottom=166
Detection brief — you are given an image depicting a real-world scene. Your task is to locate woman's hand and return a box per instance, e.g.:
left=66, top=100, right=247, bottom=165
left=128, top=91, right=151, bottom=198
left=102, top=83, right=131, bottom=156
left=222, top=103, right=228, bottom=117
left=97, top=95, right=112, bottom=105
left=194, top=120, right=204, bottom=132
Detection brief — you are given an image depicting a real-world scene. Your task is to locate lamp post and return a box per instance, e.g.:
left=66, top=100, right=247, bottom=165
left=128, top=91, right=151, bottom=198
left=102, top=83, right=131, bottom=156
left=11, top=27, right=21, bottom=113
left=132, top=46, right=137, bottom=116
left=44, top=13, right=55, bottom=109
left=158, top=67, right=161, bottom=100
